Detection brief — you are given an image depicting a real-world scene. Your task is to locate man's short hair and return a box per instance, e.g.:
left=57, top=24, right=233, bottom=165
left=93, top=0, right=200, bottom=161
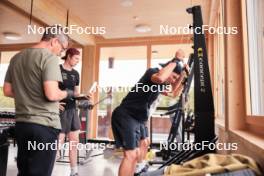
left=41, top=25, right=69, bottom=44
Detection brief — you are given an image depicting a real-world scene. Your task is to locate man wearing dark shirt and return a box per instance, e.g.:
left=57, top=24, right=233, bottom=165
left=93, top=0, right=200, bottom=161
left=112, top=49, right=187, bottom=176
left=58, top=48, right=81, bottom=176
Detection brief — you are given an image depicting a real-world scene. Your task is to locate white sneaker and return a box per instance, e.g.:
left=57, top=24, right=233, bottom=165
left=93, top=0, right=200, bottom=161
left=135, top=162, right=149, bottom=174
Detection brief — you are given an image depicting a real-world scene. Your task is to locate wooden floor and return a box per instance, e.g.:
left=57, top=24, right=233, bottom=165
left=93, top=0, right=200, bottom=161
left=6, top=145, right=120, bottom=176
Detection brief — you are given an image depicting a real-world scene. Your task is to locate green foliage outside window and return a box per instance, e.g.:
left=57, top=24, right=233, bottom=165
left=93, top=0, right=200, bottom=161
left=0, top=87, right=15, bottom=109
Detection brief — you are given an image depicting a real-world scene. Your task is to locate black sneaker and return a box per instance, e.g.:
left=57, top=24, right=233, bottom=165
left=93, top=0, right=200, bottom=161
left=141, top=164, right=149, bottom=173
left=70, top=173, right=79, bottom=176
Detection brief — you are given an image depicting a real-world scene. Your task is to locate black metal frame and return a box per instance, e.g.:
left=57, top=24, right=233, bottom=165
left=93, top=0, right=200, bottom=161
left=149, top=54, right=195, bottom=164
left=189, top=6, right=215, bottom=144
left=148, top=5, right=217, bottom=169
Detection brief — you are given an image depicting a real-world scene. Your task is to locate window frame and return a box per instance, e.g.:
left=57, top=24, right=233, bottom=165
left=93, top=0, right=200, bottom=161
left=241, top=0, right=264, bottom=128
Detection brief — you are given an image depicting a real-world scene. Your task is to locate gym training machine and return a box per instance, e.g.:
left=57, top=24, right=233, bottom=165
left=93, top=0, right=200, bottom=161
left=148, top=5, right=217, bottom=171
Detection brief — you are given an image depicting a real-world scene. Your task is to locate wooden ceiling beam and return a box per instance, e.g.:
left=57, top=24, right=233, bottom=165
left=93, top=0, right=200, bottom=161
left=96, top=35, right=193, bottom=47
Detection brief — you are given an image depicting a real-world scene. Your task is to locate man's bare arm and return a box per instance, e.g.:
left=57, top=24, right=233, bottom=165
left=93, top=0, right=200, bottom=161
left=43, top=81, right=68, bottom=101
left=74, top=86, right=80, bottom=97
left=151, top=62, right=176, bottom=84
left=3, top=82, right=14, bottom=98
left=169, top=74, right=185, bottom=97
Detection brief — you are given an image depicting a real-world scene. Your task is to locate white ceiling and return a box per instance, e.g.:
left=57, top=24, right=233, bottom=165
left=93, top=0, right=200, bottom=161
left=56, top=0, right=210, bottom=39
left=0, top=0, right=211, bottom=44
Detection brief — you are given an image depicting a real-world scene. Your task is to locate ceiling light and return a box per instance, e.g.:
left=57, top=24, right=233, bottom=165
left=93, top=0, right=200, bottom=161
left=135, top=24, right=151, bottom=33
left=3, top=32, right=22, bottom=41
left=121, top=0, right=133, bottom=7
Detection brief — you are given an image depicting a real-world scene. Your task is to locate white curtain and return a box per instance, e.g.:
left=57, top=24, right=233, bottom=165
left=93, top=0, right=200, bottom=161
left=246, top=0, right=264, bottom=115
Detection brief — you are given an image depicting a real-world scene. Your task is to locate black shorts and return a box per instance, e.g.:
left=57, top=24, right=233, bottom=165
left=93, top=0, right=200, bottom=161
left=111, top=107, right=147, bottom=150
left=60, top=108, right=80, bottom=134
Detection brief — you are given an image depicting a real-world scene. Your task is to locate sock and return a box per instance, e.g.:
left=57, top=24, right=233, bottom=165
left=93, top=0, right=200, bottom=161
left=70, top=166, right=78, bottom=175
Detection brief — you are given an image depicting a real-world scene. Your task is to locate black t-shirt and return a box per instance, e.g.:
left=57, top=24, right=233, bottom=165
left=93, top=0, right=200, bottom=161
left=59, top=65, right=79, bottom=109
left=120, top=68, right=166, bottom=122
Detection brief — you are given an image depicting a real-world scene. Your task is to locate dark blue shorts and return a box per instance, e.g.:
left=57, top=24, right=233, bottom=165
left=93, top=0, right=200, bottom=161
left=140, top=123, right=148, bottom=140
left=111, top=107, right=148, bottom=150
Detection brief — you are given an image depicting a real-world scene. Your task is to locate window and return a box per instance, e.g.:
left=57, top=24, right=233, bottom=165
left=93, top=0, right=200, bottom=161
left=98, top=46, right=147, bottom=138
left=0, top=51, right=18, bottom=110
left=246, top=0, right=264, bottom=115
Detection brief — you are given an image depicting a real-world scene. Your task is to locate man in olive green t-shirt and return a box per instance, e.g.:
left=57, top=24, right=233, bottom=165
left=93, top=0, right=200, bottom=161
left=3, top=25, right=74, bottom=176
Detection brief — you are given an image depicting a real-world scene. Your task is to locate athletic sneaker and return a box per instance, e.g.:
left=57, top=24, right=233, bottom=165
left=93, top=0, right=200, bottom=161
left=70, top=173, right=78, bottom=176
left=134, top=163, right=149, bottom=176
left=141, top=164, right=149, bottom=172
